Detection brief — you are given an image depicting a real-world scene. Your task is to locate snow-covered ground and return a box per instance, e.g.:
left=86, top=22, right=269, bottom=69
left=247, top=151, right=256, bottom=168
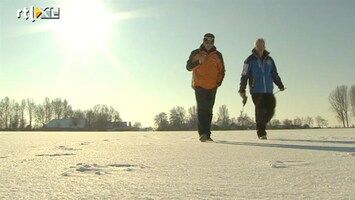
left=1, top=129, right=354, bottom=199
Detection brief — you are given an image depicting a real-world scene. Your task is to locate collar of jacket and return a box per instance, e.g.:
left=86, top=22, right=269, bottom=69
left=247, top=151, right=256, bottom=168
left=200, top=44, right=217, bottom=54
left=252, top=48, right=270, bottom=60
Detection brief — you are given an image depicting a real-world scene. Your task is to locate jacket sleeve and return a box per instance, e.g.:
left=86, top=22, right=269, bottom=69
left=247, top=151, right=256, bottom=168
left=239, top=60, right=250, bottom=93
left=186, top=49, right=200, bottom=71
left=270, top=58, right=285, bottom=89
left=217, top=52, right=226, bottom=86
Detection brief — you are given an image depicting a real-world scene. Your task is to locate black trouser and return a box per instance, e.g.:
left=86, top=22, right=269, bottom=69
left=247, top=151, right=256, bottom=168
left=252, top=93, right=276, bottom=137
left=195, top=87, right=217, bottom=137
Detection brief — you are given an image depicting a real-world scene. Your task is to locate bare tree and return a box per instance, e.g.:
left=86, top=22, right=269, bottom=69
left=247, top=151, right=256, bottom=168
left=85, top=110, right=95, bottom=129
left=283, top=119, right=293, bottom=127
left=20, top=99, right=26, bottom=128
left=133, top=122, right=142, bottom=129
left=237, top=112, right=254, bottom=128
left=52, top=98, right=63, bottom=119
left=86, top=104, right=121, bottom=129
left=10, top=100, right=20, bottom=128
left=0, top=97, right=128, bottom=130
left=216, top=105, right=231, bottom=129
left=169, top=106, right=186, bottom=130
left=26, top=98, right=35, bottom=128
left=44, top=97, right=53, bottom=124
left=329, top=85, right=349, bottom=127
left=72, top=109, right=85, bottom=118
left=109, top=106, right=121, bottom=122
left=303, top=116, right=314, bottom=127
left=92, top=104, right=110, bottom=129
left=154, top=112, right=169, bottom=131
left=2, top=97, right=10, bottom=128
left=186, top=106, right=198, bottom=129
left=35, top=104, right=46, bottom=128
left=62, top=99, right=72, bottom=118
left=269, top=119, right=281, bottom=128
left=350, top=85, right=355, bottom=117
left=315, top=116, right=328, bottom=128
left=0, top=99, right=4, bottom=128
left=293, top=117, right=303, bottom=127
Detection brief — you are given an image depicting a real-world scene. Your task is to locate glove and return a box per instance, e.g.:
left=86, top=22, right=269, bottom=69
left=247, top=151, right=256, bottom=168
left=242, top=95, right=247, bottom=106
left=199, top=51, right=208, bottom=64
left=239, top=92, right=247, bottom=106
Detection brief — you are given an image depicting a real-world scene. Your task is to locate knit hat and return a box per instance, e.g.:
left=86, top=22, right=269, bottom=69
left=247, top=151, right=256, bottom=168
left=203, top=33, right=215, bottom=43
left=204, top=33, right=215, bottom=39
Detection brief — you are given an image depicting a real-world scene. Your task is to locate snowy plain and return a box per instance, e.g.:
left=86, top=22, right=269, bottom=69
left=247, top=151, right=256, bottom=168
left=0, top=129, right=354, bottom=200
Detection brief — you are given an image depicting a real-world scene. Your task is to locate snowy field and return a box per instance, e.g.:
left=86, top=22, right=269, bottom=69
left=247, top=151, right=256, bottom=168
left=0, top=129, right=354, bottom=200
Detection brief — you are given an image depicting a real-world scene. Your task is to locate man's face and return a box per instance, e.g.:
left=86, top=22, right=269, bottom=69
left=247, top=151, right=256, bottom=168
left=203, top=37, right=214, bottom=50
left=255, top=41, right=265, bottom=54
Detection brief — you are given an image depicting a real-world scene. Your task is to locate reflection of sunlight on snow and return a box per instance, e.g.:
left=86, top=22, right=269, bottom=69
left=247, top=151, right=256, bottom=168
left=1, top=129, right=355, bottom=199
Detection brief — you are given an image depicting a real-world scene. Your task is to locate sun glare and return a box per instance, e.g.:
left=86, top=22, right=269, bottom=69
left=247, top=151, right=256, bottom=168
left=56, top=0, right=112, bottom=54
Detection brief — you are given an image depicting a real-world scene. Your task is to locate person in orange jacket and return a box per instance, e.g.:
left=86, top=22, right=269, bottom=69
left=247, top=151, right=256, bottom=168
left=186, top=33, right=225, bottom=142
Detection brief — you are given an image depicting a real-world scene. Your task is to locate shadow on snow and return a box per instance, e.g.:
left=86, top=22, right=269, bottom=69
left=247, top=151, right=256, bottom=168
left=275, top=139, right=355, bottom=145
left=215, top=140, right=355, bottom=153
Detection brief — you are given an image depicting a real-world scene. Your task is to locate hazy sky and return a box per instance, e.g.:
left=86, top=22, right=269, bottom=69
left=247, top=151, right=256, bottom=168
left=1, top=0, right=354, bottom=127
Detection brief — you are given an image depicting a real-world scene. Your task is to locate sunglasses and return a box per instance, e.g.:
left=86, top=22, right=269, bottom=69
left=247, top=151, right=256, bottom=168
left=203, top=38, right=214, bottom=44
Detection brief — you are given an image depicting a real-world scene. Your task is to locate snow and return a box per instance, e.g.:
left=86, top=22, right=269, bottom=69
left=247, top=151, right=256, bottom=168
left=0, top=129, right=354, bottom=199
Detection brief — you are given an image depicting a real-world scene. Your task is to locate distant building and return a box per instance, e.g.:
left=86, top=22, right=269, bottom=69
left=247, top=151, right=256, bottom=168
left=46, top=118, right=86, bottom=129
left=107, top=121, right=128, bottom=130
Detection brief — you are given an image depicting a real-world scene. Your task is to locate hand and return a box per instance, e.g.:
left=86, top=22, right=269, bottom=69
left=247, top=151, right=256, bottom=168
left=199, top=54, right=206, bottom=64
left=240, top=92, right=248, bottom=106
left=280, top=87, right=285, bottom=91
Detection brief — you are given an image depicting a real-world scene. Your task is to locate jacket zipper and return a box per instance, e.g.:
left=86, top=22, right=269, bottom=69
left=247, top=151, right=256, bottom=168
left=258, top=58, right=267, bottom=93
left=262, top=58, right=267, bottom=92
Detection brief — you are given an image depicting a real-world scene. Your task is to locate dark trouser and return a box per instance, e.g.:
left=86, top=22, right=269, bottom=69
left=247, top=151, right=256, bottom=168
left=195, top=87, right=217, bottom=137
left=252, top=93, right=276, bottom=137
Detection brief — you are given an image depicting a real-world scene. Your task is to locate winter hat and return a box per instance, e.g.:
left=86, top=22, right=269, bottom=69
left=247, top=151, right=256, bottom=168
left=203, top=33, right=215, bottom=43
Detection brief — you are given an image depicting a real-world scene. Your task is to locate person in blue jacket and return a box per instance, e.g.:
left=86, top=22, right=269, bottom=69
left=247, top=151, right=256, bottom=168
left=239, top=38, right=285, bottom=140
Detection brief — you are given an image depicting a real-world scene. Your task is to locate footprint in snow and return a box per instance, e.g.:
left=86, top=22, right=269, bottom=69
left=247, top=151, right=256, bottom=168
left=271, top=161, right=310, bottom=168
left=34, top=145, right=79, bottom=158
left=63, top=163, right=143, bottom=176
left=337, top=152, right=355, bottom=157
left=36, top=153, right=75, bottom=157
left=57, top=146, right=82, bottom=151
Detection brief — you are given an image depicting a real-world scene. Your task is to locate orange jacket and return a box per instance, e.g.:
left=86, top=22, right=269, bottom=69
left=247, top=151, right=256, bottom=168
left=186, top=46, right=225, bottom=90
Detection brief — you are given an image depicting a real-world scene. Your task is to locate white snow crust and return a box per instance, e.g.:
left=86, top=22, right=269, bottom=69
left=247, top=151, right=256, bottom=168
left=1, top=129, right=354, bottom=199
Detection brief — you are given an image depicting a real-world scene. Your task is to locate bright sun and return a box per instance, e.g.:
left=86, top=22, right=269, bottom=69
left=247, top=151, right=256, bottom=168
left=56, top=0, right=112, bottom=54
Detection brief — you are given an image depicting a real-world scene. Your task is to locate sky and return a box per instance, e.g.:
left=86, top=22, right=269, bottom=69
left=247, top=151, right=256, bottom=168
left=1, top=0, right=354, bottom=127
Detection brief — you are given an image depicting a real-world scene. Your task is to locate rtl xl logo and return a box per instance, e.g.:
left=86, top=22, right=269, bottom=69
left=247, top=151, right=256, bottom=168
left=17, top=6, right=60, bottom=22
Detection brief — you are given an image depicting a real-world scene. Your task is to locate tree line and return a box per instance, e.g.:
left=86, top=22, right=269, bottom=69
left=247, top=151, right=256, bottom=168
left=154, top=104, right=329, bottom=131
left=1, top=84, right=353, bottom=131
left=153, top=84, right=355, bottom=131
left=0, top=97, right=127, bottom=130
left=328, top=85, right=355, bottom=128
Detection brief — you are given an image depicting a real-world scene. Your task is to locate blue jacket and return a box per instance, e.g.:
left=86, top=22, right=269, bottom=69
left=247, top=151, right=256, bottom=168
left=239, top=49, right=284, bottom=94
